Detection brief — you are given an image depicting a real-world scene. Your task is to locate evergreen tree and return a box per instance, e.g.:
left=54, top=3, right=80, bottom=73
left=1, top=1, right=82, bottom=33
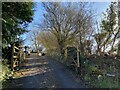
left=101, top=2, right=118, bottom=53
left=2, top=2, right=34, bottom=48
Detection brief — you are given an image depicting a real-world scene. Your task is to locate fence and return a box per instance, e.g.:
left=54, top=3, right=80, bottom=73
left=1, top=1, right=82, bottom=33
left=11, top=43, right=26, bottom=71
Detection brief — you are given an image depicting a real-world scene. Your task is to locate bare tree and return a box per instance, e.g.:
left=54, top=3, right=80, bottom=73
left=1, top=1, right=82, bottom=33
left=29, top=30, right=41, bottom=53
left=39, top=31, right=59, bottom=53
left=41, top=2, right=95, bottom=57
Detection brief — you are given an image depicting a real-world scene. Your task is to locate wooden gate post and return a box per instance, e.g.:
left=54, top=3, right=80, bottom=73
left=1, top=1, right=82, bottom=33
left=23, top=52, right=26, bottom=60
left=11, top=43, right=15, bottom=71
left=76, top=45, right=81, bottom=74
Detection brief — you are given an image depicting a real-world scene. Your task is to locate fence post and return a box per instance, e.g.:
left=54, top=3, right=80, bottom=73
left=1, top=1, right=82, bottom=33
left=11, top=43, right=14, bottom=71
left=76, top=45, right=80, bottom=74
left=23, top=52, right=26, bottom=60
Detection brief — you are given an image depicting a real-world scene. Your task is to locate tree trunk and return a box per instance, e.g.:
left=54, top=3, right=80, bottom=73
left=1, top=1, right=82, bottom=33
left=97, top=44, right=101, bottom=56
left=117, top=42, right=120, bottom=56
left=76, top=46, right=80, bottom=74
left=110, top=30, right=119, bottom=53
left=59, top=42, right=65, bottom=58
left=103, top=44, right=106, bottom=53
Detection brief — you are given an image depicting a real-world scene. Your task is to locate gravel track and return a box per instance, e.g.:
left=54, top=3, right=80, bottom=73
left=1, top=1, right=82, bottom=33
left=3, top=54, right=88, bottom=88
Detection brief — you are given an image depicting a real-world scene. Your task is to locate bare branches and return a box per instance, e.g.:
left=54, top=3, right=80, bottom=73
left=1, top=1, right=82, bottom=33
left=40, top=2, right=95, bottom=56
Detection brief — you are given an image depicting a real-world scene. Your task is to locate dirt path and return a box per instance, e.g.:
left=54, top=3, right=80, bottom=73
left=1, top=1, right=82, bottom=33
left=3, top=54, right=87, bottom=88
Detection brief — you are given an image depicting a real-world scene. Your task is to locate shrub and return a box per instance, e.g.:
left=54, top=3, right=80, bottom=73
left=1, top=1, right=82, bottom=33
left=0, top=60, right=12, bottom=83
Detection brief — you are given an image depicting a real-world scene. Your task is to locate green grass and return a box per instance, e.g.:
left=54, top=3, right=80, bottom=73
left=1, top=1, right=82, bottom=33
left=84, top=72, right=119, bottom=88
left=51, top=54, right=120, bottom=88
left=94, top=77, right=119, bottom=88
left=83, top=62, right=120, bottom=88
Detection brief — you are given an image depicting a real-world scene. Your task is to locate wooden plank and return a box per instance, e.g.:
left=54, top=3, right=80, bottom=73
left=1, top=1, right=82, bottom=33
left=13, top=60, right=19, bottom=67
left=19, top=46, right=24, bottom=48
left=11, top=43, right=21, bottom=70
left=14, top=46, right=19, bottom=50
left=11, top=43, right=15, bottom=70
left=14, top=50, right=18, bottom=53
left=13, top=64, right=17, bottom=67
left=15, top=61, right=19, bottom=66
left=13, top=56, right=19, bottom=58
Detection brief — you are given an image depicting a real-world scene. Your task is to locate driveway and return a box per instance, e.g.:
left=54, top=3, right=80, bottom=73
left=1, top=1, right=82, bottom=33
left=3, top=53, right=88, bottom=88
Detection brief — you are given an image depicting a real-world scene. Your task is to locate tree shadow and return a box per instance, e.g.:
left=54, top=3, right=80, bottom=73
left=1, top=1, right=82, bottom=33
left=3, top=65, right=57, bottom=88
left=3, top=71, right=57, bottom=88
left=2, top=56, right=58, bottom=88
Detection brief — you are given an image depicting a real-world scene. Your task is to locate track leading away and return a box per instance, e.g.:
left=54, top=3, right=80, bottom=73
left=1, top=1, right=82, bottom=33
left=3, top=53, right=87, bottom=88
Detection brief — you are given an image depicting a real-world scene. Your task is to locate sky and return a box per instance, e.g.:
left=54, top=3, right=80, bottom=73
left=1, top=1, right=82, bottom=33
left=21, top=2, right=110, bottom=48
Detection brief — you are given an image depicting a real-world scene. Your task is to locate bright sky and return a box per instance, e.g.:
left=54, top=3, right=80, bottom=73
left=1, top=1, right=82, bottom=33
left=21, top=2, right=110, bottom=48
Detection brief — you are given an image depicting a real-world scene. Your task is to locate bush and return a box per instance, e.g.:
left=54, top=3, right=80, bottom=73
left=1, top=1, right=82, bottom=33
left=0, top=60, right=12, bottom=83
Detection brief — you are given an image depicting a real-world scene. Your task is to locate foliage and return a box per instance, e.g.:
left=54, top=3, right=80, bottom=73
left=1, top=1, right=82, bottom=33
left=100, top=2, right=119, bottom=54
left=0, top=61, right=12, bottom=82
left=39, top=31, right=59, bottom=52
left=18, top=2, right=120, bottom=88
left=2, top=2, right=34, bottom=48
left=82, top=55, right=120, bottom=88
left=1, top=2, right=34, bottom=85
